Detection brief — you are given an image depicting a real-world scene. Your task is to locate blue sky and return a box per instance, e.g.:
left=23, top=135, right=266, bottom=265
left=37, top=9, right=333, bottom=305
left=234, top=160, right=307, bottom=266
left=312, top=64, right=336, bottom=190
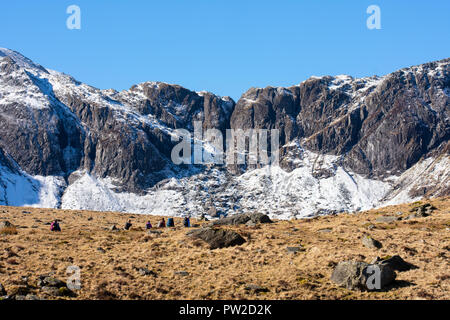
left=1, top=0, right=449, bottom=100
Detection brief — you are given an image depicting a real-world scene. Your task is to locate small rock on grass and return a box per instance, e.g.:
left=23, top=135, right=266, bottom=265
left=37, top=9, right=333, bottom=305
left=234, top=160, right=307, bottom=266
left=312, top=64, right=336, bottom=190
left=138, top=268, right=157, bottom=277
left=37, top=276, right=66, bottom=288
left=362, top=236, right=382, bottom=249
left=0, top=220, right=13, bottom=229
left=375, top=216, right=400, bottom=223
left=286, top=246, right=304, bottom=254
left=244, top=284, right=269, bottom=293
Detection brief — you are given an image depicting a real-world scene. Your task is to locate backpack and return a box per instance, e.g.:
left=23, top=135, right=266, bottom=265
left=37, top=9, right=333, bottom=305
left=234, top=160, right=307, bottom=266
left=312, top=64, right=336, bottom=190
left=167, top=217, right=175, bottom=227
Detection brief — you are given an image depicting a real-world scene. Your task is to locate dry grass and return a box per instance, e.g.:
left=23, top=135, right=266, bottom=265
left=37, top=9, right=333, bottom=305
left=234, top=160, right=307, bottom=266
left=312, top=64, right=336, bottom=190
left=0, top=226, right=17, bottom=235
left=0, top=196, right=449, bottom=300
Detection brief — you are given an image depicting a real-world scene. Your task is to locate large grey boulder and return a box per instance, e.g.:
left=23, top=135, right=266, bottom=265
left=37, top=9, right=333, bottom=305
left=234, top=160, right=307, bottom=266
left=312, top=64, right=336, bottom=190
left=209, top=212, right=272, bottom=226
left=372, top=255, right=418, bottom=272
left=187, top=227, right=246, bottom=249
left=330, top=261, right=396, bottom=290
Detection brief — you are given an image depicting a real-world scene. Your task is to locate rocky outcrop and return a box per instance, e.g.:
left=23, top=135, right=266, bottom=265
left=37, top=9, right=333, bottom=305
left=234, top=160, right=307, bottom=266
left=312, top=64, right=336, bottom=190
left=209, top=212, right=272, bottom=226
left=0, top=49, right=235, bottom=193
left=231, top=59, right=449, bottom=179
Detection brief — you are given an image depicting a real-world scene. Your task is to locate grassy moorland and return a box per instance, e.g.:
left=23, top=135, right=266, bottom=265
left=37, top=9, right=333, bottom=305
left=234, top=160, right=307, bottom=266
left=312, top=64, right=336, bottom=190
left=0, top=197, right=449, bottom=300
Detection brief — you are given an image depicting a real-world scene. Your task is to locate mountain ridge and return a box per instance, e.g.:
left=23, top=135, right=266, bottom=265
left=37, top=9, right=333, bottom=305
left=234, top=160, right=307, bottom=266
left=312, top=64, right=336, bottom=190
left=0, top=47, right=448, bottom=218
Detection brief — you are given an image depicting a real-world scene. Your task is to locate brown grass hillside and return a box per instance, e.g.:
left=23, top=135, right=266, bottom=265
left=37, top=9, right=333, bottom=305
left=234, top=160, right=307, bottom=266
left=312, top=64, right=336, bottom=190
left=0, top=197, right=449, bottom=300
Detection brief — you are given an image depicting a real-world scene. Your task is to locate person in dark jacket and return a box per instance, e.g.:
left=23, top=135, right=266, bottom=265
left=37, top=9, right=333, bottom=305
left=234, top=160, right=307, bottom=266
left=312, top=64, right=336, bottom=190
left=124, top=219, right=132, bottom=230
left=50, top=219, right=61, bottom=232
left=183, top=216, right=190, bottom=228
left=166, top=217, right=175, bottom=227
left=145, top=221, right=152, bottom=230
left=157, top=218, right=166, bottom=228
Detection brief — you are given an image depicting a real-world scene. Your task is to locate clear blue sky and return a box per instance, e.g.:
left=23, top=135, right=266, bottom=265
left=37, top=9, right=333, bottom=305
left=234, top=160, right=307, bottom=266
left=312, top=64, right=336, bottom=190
left=1, top=0, right=449, bottom=100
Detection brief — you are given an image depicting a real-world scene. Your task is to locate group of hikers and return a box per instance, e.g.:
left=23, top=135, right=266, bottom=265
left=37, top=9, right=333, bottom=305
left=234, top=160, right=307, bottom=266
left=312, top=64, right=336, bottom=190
left=127, top=216, right=191, bottom=230
left=50, top=216, right=191, bottom=232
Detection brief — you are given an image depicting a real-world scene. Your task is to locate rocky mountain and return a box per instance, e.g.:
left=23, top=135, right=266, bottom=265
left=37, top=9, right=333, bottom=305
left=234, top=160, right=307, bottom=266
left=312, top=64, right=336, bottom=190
left=0, top=47, right=448, bottom=218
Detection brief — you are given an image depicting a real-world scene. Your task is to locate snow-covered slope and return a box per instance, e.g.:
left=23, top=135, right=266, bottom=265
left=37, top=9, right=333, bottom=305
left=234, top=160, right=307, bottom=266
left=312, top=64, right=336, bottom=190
left=0, top=158, right=65, bottom=208
left=59, top=145, right=449, bottom=219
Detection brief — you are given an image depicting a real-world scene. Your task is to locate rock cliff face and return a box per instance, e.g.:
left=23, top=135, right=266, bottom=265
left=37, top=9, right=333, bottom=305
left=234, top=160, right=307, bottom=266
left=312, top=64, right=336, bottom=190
left=231, top=60, right=449, bottom=178
left=0, top=47, right=448, bottom=217
left=0, top=48, right=234, bottom=194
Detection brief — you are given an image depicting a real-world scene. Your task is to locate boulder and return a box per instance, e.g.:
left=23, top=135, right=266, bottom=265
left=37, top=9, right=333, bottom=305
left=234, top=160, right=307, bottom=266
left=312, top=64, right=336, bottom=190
left=209, top=212, right=272, bottom=226
left=375, top=216, right=400, bottom=223
left=0, top=220, right=13, bottom=229
left=37, top=276, right=66, bottom=289
left=8, top=285, right=32, bottom=296
left=138, top=268, right=157, bottom=277
left=188, top=227, right=246, bottom=249
left=330, top=261, right=396, bottom=290
left=286, top=246, right=304, bottom=254
left=407, top=204, right=435, bottom=219
left=244, top=284, right=269, bottom=293
left=41, top=286, right=75, bottom=297
left=245, top=220, right=256, bottom=227
left=373, top=255, right=418, bottom=272
left=207, top=207, right=219, bottom=218
left=97, top=247, right=106, bottom=253
left=362, top=236, right=382, bottom=249
left=37, top=275, right=76, bottom=297
left=406, top=205, right=434, bottom=220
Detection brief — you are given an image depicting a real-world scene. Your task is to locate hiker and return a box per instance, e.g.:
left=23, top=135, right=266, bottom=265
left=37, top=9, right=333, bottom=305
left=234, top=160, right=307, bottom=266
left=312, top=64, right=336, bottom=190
left=50, top=219, right=61, bottom=232
left=124, top=219, right=132, bottom=230
left=145, top=221, right=152, bottom=230
left=166, top=217, right=175, bottom=228
left=183, top=216, right=190, bottom=228
left=157, top=218, right=166, bottom=228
